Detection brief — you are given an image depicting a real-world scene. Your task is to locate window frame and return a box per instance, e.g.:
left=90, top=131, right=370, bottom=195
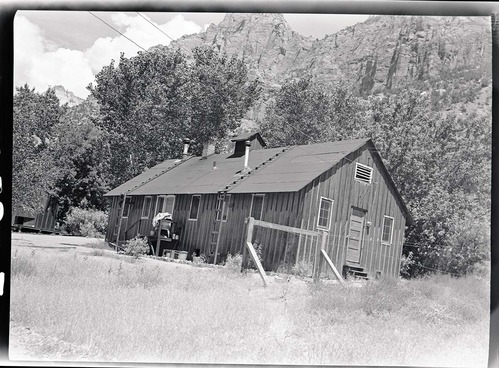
left=354, top=162, right=373, bottom=185
left=381, top=215, right=395, bottom=244
left=164, top=195, right=176, bottom=215
left=141, top=196, right=153, bottom=219
left=316, top=196, right=334, bottom=231
left=249, top=194, right=265, bottom=221
left=154, top=195, right=166, bottom=216
left=188, top=195, right=201, bottom=221
left=154, top=195, right=175, bottom=216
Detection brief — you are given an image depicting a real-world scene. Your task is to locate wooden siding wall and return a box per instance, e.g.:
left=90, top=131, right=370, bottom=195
left=172, top=194, right=218, bottom=255
left=12, top=196, right=58, bottom=233
left=297, top=147, right=407, bottom=279
left=219, top=192, right=303, bottom=271
left=106, top=195, right=159, bottom=243
left=34, top=202, right=58, bottom=232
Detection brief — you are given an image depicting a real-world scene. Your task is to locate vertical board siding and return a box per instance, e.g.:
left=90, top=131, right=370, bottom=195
left=298, top=146, right=407, bottom=279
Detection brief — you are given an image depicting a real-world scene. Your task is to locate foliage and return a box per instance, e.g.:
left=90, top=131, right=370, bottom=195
left=400, top=252, right=415, bottom=278
left=90, top=47, right=261, bottom=187
left=122, top=236, right=150, bottom=258
left=260, top=79, right=369, bottom=147
left=64, top=207, right=108, bottom=238
left=291, top=261, right=314, bottom=277
left=224, top=253, right=242, bottom=272
left=192, top=253, right=208, bottom=266
left=51, top=98, right=111, bottom=221
left=12, top=85, right=65, bottom=215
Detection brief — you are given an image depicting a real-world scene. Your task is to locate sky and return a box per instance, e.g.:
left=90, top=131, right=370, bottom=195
left=14, top=11, right=369, bottom=99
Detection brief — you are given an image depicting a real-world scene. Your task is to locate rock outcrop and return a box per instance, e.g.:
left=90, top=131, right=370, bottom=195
left=52, top=85, right=84, bottom=107
left=171, top=14, right=491, bottom=97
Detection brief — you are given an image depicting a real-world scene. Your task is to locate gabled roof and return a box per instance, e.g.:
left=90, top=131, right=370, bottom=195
left=230, top=131, right=267, bottom=147
left=105, top=138, right=411, bottom=222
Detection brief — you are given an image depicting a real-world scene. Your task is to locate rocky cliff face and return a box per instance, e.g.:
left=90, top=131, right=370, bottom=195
left=172, top=14, right=491, bottom=98
left=53, top=85, right=84, bottom=107
left=171, top=13, right=314, bottom=90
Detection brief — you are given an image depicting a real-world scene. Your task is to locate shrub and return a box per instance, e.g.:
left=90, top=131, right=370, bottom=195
left=192, top=253, right=208, bottom=267
left=400, top=251, right=415, bottom=278
left=224, top=253, right=242, bottom=272
left=64, top=207, right=108, bottom=238
left=123, top=237, right=149, bottom=259
left=291, top=261, right=313, bottom=277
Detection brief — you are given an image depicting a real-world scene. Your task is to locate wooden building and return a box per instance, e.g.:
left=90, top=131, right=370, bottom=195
left=105, top=133, right=411, bottom=279
left=11, top=195, right=59, bottom=233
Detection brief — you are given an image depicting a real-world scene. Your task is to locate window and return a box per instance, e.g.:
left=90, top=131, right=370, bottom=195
left=155, top=195, right=175, bottom=215
left=355, top=163, right=373, bottom=184
left=250, top=194, right=264, bottom=220
left=317, top=197, right=333, bottom=230
left=141, top=196, right=152, bottom=218
left=155, top=196, right=165, bottom=215
left=382, top=216, right=394, bottom=244
left=189, top=195, right=201, bottom=220
left=164, top=195, right=175, bottom=214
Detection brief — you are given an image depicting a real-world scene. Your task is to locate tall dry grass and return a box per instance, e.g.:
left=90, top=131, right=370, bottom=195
left=10, top=245, right=489, bottom=366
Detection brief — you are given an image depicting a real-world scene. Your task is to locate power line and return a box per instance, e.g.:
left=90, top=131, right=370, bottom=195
left=136, top=12, right=175, bottom=43
left=88, top=11, right=148, bottom=52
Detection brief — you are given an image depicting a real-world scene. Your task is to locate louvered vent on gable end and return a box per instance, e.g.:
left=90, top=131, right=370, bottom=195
left=354, top=163, right=373, bottom=184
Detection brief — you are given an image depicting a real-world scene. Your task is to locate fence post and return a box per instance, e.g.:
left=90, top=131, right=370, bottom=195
left=242, top=217, right=254, bottom=271
left=314, top=231, right=327, bottom=282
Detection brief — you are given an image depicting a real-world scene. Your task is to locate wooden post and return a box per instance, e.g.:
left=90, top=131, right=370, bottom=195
left=321, top=249, right=345, bottom=285
left=155, top=219, right=161, bottom=256
left=242, top=217, right=254, bottom=271
left=115, top=194, right=127, bottom=252
left=313, top=232, right=326, bottom=282
left=246, top=241, right=268, bottom=287
left=295, top=234, right=302, bottom=266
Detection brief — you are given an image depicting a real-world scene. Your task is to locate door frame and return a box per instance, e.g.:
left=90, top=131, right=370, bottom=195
left=345, top=206, right=367, bottom=265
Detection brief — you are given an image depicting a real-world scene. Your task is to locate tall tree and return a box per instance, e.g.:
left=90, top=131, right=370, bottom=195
left=260, top=79, right=368, bottom=147
left=187, top=47, right=261, bottom=154
left=12, top=85, right=65, bottom=216
left=51, top=97, right=111, bottom=221
left=90, top=46, right=261, bottom=188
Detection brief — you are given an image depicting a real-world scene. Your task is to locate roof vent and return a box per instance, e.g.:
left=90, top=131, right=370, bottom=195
left=229, top=132, right=266, bottom=157
left=354, top=163, right=373, bottom=184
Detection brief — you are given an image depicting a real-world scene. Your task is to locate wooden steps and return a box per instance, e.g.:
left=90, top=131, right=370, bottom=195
left=345, top=265, right=370, bottom=280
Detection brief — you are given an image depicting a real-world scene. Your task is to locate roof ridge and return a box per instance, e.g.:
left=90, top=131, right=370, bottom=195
left=125, top=156, right=195, bottom=195
left=222, top=146, right=292, bottom=192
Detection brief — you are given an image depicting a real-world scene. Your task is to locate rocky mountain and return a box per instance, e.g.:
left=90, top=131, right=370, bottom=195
left=171, top=13, right=491, bottom=100
left=53, top=85, right=84, bottom=107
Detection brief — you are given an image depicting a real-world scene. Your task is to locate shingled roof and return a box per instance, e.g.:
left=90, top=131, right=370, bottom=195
left=104, top=138, right=411, bottom=222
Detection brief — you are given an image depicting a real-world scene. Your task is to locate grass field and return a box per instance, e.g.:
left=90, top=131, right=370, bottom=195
left=9, top=235, right=490, bottom=366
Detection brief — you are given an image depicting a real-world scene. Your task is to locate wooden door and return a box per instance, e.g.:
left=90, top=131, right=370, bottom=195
left=346, top=208, right=366, bottom=264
